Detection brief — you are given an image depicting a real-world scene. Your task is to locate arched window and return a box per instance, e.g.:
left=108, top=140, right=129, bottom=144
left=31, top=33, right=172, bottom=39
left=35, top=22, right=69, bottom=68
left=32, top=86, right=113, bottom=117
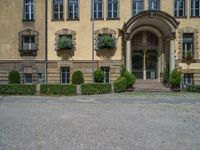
left=174, top=0, right=185, bottom=16
left=149, top=0, right=160, bottom=10
left=132, top=0, right=144, bottom=16
left=53, top=0, right=64, bottom=20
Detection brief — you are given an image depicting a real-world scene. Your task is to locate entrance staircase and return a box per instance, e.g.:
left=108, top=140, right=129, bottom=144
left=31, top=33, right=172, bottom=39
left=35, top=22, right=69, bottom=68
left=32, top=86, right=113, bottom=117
left=134, top=79, right=170, bottom=92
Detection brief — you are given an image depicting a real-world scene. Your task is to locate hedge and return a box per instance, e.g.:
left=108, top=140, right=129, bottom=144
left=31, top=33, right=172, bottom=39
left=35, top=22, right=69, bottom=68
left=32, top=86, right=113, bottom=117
left=114, top=77, right=127, bottom=93
left=40, top=84, right=76, bottom=95
left=0, top=84, right=36, bottom=95
left=185, top=85, right=200, bottom=93
left=81, top=83, right=111, bottom=95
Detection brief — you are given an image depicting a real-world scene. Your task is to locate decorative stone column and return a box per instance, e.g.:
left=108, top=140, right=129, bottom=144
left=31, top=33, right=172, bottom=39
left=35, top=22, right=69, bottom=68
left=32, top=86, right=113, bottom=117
left=126, top=34, right=132, bottom=73
left=170, top=38, right=175, bottom=73
left=143, top=50, right=146, bottom=80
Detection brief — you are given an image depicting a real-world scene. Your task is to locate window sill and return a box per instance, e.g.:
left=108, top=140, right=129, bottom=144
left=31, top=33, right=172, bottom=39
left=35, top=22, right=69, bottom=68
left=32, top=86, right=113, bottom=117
left=19, top=49, right=37, bottom=57
left=22, top=19, right=35, bottom=22
left=190, top=16, right=200, bottom=18
left=174, top=16, right=187, bottom=19
left=66, top=18, right=80, bottom=21
left=90, top=18, right=104, bottom=21
left=51, top=18, right=65, bottom=22
left=106, top=17, right=120, bottom=20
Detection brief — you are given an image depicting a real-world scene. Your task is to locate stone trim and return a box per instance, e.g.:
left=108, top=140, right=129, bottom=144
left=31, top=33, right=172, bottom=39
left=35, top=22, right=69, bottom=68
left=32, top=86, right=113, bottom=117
left=178, top=26, right=199, bottom=60
left=55, top=28, right=76, bottom=51
left=18, top=29, right=39, bottom=56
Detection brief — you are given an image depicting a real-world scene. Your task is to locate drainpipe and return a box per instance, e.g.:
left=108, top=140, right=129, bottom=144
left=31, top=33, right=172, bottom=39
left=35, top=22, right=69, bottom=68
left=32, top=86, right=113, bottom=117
left=92, top=0, right=95, bottom=82
left=45, top=0, right=48, bottom=84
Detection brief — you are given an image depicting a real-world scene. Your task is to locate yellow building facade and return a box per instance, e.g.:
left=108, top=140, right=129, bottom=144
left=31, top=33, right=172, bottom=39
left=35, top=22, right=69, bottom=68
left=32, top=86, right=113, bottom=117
left=0, top=0, right=200, bottom=86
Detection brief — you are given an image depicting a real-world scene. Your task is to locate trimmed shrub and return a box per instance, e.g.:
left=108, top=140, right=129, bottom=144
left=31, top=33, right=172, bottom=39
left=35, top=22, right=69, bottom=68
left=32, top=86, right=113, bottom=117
left=0, top=84, right=36, bottom=95
left=170, top=69, right=182, bottom=88
left=81, top=83, right=112, bottom=95
left=114, top=77, right=127, bottom=93
left=8, top=71, right=20, bottom=84
left=122, top=71, right=136, bottom=88
left=40, top=84, right=76, bottom=96
left=72, top=71, right=84, bottom=85
left=185, top=85, right=200, bottom=93
left=94, top=69, right=105, bottom=83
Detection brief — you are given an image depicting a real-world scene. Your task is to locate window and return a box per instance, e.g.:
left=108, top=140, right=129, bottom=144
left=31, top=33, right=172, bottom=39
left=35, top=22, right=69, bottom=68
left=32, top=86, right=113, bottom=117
left=184, top=74, right=193, bottom=85
left=24, top=74, right=32, bottom=84
left=133, top=0, right=144, bottom=16
left=22, top=35, right=36, bottom=50
left=24, top=0, right=34, bottom=20
left=68, top=0, right=79, bottom=19
left=183, top=33, right=193, bottom=57
left=191, top=0, right=200, bottom=16
left=174, top=0, right=185, bottom=17
left=107, top=0, right=118, bottom=19
left=101, top=67, right=110, bottom=83
left=149, top=0, right=160, bottom=10
left=61, top=67, right=70, bottom=84
left=53, top=0, right=64, bottom=20
left=93, top=0, right=103, bottom=19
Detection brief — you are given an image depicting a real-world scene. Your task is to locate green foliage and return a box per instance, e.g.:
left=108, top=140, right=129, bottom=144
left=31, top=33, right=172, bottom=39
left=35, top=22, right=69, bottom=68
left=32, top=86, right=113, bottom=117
left=163, top=67, right=170, bottom=83
left=81, top=83, right=112, bottom=95
left=120, top=64, right=126, bottom=76
left=8, top=71, right=20, bottom=84
left=72, top=71, right=84, bottom=85
left=0, top=84, right=36, bottom=95
left=170, top=69, right=182, bottom=87
left=114, top=77, right=128, bottom=93
left=185, top=85, right=200, bottom=93
left=58, top=36, right=73, bottom=50
left=98, top=35, right=116, bottom=49
left=122, top=71, right=136, bottom=87
left=183, top=51, right=194, bottom=60
left=40, top=84, right=76, bottom=95
left=94, top=69, right=105, bottom=83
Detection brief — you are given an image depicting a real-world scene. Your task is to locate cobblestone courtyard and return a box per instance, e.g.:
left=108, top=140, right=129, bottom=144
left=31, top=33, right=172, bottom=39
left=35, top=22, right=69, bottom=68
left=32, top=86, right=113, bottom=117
left=0, top=92, right=200, bottom=150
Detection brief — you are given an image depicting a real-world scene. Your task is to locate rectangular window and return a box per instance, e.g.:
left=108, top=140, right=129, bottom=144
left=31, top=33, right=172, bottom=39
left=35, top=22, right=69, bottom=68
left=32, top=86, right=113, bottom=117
left=191, top=0, right=200, bottom=16
left=101, top=67, right=110, bottom=83
left=183, top=33, right=193, bottom=57
left=22, top=35, right=36, bottom=50
left=53, top=0, right=64, bottom=20
left=133, top=0, right=144, bottom=16
left=93, top=0, right=103, bottom=19
left=60, top=67, right=70, bottom=84
left=174, top=0, right=185, bottom=17
left=24, top=0, right=34, bottom=20
left=107, top=0, right=118, bottom=19
left=149, top=0, right=160, bottom=10
left=24, top=74, right=33, bottom=84
left=68, top=0, right=79, bottom=19
left=184, top=74, right=193, bottom=85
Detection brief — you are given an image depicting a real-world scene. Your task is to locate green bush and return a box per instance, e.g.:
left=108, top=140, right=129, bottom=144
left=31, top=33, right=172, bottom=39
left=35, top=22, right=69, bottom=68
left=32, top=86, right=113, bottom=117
left=8, top=71, right=20, bottom=84
left=81, top=83, right=111, bottom=95
left=58, top=36, right=73, bottom=50
left=98, top=35, right=116, bottom=49
left=120, top=64, right=126, bottom=76
left=122, top=71, right=136, bottom=88
left=163, top=67, right=170, bottom=84
left=114, top=77, right=128, bottom=93
left=40, top=84, right=76, bottom=95
left=170, top=69, right=182, bottom=88
left=185, top=85, right=200, bottom=93
left=0, top=84, right=36, bottom=95
left=94, top=69, right=105, bottom=83
left=72, top=71, right=84, bottom=85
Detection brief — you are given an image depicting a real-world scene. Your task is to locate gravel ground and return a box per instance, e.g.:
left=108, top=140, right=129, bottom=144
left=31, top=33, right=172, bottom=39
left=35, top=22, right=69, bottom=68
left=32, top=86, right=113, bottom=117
left=0, top=92, right=200, bottom=150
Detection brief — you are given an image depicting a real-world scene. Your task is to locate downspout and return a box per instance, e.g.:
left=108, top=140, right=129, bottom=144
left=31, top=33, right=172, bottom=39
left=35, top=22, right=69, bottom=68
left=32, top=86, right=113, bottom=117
left=45, top=0, right=48, bottom=84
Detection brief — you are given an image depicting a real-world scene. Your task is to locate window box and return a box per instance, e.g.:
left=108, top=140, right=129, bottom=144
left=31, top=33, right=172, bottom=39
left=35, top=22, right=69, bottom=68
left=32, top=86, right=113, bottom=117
left=57, top=36, right=74, bottom=51
left=182, top=51, right=194, bottom=60
left=97, top=34, right=116, bottom=50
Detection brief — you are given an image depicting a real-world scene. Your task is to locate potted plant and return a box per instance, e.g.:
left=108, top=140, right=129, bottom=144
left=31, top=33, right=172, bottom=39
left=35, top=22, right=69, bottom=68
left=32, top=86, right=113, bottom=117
left=170, top=69, right=182, bottom=92
left=97, top=35, right=116, bottom=50
left=58, top=36, right=73, bottom=50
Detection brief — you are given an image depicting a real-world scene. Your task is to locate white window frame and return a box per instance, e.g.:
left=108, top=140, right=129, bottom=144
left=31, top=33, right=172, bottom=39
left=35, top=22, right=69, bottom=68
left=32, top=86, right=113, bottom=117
left=184, top=74, right=193, bottom=86
left=68, top=0, right=79, bottom=19
left=149, top=0, right=160, bottom=10
left=132, top=0, right=144, bottom=16
left=53, top=0, right=64, bottom=19
left=24, top=0, right=34, bottom=20
left=22, top=36, right=35, bottom=50
left=183, top=33, right=193, bottom=56
left=107, top=0, right=118, bottom=19
left=174, top=0, right=185, bottom=16
left=60, top=67, right=70, bottom=84
left=93, top=0, right=104, bottom=19
left=191, top=0, right=200, bottom=16
left=101, top=67, right=110, bottom=83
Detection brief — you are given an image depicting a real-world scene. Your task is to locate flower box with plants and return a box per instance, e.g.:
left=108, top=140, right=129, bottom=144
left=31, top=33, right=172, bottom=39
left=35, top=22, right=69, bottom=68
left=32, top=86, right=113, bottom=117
left=182, top=51, right=194, bottom=60
left=97, top=35, right=116, bottom=50
left=170, top=69, right=182, bottom=92
left=57, top=36, right=74, bottom=50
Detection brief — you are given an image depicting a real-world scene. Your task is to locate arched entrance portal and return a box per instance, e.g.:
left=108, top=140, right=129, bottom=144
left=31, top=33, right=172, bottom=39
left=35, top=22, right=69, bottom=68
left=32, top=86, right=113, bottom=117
left=132, top=31, right=159, bottom=80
